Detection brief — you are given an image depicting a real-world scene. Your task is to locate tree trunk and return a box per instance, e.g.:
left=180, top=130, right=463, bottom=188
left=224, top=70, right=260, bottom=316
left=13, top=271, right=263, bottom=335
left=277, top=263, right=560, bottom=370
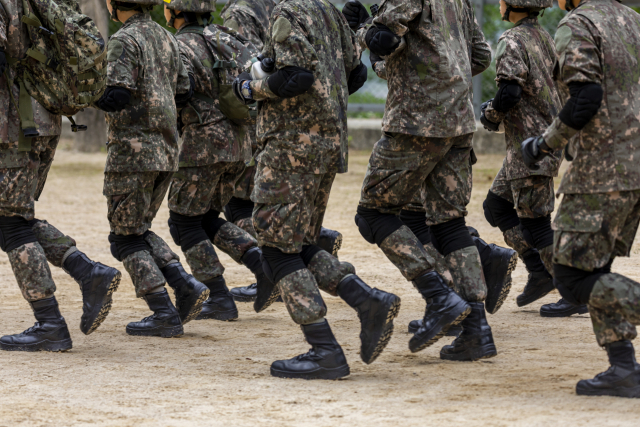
left=74, top=0, right=110, bottom=152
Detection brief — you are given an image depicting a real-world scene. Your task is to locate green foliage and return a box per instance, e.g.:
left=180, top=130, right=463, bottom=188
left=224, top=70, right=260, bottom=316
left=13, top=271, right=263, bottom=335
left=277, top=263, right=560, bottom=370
left=349, top=91, right=385, bottom=104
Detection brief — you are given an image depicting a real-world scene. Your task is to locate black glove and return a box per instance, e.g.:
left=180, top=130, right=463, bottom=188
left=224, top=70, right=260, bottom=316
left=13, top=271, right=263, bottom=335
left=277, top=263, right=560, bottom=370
left=365, top=24, right=401, bottom=57
left=175, top=74, right=195, bottom=108
left=232, top=71, right=254, bottom=105
left=480, top=99, right=500, bottom=132
left=0, top=49, right=6, bottom=76
left=521, top=136, right=552, bottom=170
left=95, top=86, right=131, bottom=113
left=347, top=62, right=367, bottom=95
left=342, top=0, right=370, bottom=31
left=267, top=66, right=314, bottom=98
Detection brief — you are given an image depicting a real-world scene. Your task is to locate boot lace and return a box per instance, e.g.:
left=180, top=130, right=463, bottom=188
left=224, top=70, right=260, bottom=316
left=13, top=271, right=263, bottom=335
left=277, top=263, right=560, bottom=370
left=294, top=348, right=323, bottom=362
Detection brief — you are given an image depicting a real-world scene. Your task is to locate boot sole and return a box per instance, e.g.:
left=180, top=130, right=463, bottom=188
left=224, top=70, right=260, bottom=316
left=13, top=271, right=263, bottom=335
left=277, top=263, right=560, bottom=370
left=516, top=281, right=555, bottom=307
left=196, top=308, right=239, bottom=321
left=361, top=296, right=401, bottom=365
left=83, top=270, right=122, bottom=335
left=126, top=324, right=184, bottom=338
left=407, top=323, right=462, bottom=337
left=576, top=384, right=640, bottom=398
left=181, top=288, right=211, bottom=325
left=540, top=305, right=589, bottom=318
left=409, top=305, right=471, bottom=353
left=440, top=343, right=498, bottom=361
left=0, top=338, right=73, bottom=352
left=270, top=364, right=350, bottom=380
left=231, top=294, right=256, bottom=302
left=254, top=286, right=281, bottom=313
left=486, top=251, right=518, bottom=315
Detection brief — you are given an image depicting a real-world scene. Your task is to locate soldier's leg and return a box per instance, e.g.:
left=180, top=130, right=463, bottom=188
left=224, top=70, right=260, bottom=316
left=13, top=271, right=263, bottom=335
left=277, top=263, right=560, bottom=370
left=553, top=191, right=640, bottom=397
left=225, top=163, right=258, bottom=238
left=357, top=133, right=471, bottom=353
left=105, top=171, right=183, bottom=338
left=253, top=165, right=349, bottom=379
left=421, top=134, right=496, bottom=361
left=304, top=172, right=343, bottom=257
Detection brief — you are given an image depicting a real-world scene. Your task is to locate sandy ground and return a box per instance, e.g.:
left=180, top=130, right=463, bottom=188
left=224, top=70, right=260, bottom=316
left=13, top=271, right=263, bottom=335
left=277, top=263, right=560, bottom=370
left=0, top=148, right=639, bottom=427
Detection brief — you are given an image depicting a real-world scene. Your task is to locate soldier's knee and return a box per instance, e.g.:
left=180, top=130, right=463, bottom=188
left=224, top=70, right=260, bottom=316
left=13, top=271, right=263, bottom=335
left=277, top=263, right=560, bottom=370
left=553, top=263, right=606, bottom=305
left=430, top=217, right=474, bottom=256
left=520, top=215, right=553, bottom=250
left=0, top=216, right=38, bottom=253
left=399, top=209, right=431, bottom=245
left=261, top=246, right=306, bottom=284
left=224, top=197, right=254, bottom=223
left=168, top=211, right=208, bottom=252
left=483, top=190, right=520, bottom=232
left=355, top=206, right=404, bottom=246
left=108, top=232, right=150, bottom=262
left=202, top=209, right=227, bottom=241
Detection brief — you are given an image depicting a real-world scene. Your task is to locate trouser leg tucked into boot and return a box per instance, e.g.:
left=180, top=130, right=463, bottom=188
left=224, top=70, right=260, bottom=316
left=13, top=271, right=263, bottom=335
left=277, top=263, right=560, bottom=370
left=577, top=340, right=640, bottom=397
left=337, top=274, right=401, bottom=364
left=126, top=289, right=183, bottom=338
left=63, top=250, right=121, bottom=335
left=197, top=276, right=238, bottom=321
left=440, top=302, right=497, bottom=361
left=0, top=296, right=72, bottom=352
left=270, top=319, right=350, bottom=380
left=161, top=262, right=209, bottom=324
left=516, top=248, right=554, bottom=307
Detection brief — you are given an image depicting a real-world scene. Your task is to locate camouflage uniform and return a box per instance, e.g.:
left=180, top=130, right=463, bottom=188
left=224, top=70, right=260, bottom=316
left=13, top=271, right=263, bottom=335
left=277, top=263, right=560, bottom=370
left=249, top=0, right=359, bottom=323
left=103, top=11, right=191, bottom=297
left=540, top=0, right=640, bottom=345
left=356, top=0, right=491, bottom=301
left=0, top=0, right=86, bottom=301
left=220, top=0, right=276, bottom=51
left=483, top=15, right=563, bottom=271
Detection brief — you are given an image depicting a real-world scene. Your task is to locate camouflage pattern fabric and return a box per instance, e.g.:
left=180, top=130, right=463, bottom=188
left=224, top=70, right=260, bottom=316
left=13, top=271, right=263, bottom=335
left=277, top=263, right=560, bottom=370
left=143, top=230, right=180, bottom=269
left=212, top=222, right=258, bottom=264
left=8, top=242, right=56, bottom=301
left=444, top=246, right=486, bottom=302
left=553, top=191, right=640, bottom=272
left=184, top=240, right=225, bottom=283
left=277, top=268, right=327, bottom=325
left=542, top=0, right=640, bottom=195
left=378, top=225, right=436, bottom=282
left=103, top=12, right=190, bottom=174
left=123, top=250, right=167, bottom=297
left=503, top=226, right=533, bottom=256
left=484, top=16, right=562, bottom=180
left=220, top=0, right=276, bottom=50
left=589, top=273, right=640, bottom=346
left=31, top=220, right=76, bottom=268
left=232, top=163, right=256, bottom=201
left=359, top=133, right=473, bottom=223
left=168, top=162, right=245, bottom=216
left=234, top=216, right=257, bottom=238
left=175, top=24, right=253, bottom=168
left=356, top=0, right=490, bottom=138
left=489, top=166, right=555, bottom=219
left=306, top=250, right=355, bottom=297
left=249, top=0, right=360, bottom=174
left=104, top=171, right=174, bottom=235
left=424, top=242, right=453, bottom=287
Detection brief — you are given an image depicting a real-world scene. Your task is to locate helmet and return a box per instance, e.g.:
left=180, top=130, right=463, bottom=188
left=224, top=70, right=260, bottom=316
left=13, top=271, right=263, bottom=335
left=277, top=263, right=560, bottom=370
left=505, top=0, right=552, bottom=7
left=110, top=0, right=163, bottom=21
left=165, top=0, right=217, bottom=13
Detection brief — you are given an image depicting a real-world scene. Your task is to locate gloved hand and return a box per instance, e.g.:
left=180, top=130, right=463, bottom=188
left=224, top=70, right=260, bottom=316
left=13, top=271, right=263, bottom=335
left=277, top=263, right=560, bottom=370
left=369, top=51, right=382, bottom=70
left=521, top=135, right=552, bottom=170
left=365, top=24, right=401, bottom=57
left=232, top=72, right=255, bottom=105
left=266, top=66, right=314, bottom=98
left=480, top=99, right=500, bottom=132
left=342, top=0, right=370, bottom=31
left=0, top=48, right=6, bottom=76
left=95, top=86, right=131, bottom=113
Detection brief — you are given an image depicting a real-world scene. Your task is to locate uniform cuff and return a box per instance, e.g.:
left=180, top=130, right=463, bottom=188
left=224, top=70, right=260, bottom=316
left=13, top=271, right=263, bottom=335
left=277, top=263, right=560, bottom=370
left=484, top=104, right=505, bottom=125
left=543, top=116, right=578, bottom=150
left=249, top=79, right=278, bottom=101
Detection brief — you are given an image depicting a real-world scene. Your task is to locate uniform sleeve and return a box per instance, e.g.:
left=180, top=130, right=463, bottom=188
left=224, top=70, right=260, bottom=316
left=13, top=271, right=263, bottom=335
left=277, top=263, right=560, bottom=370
left=467, top=3, right=491, bottom=77
left=372, top=0, right=423, bottom=37
left=224, top=9, right=263, bottom=49
left=495, top=35, right=528, bottom=86
left=176, top=40, right=193, bottom=95
left=105, top=35, right=140, bottom=91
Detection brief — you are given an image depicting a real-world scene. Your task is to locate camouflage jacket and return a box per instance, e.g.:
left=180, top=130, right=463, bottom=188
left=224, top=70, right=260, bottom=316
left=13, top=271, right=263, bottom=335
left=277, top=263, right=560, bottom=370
left=220, top=0, right=276, bottom=50
left=542, top=0, right=640, bottom=194
left=103, top=13, right=190, bottom=173
left=485, top=17, right=562, bottom=180
left=176, top=24, right=254, bottom=167
left=0, top=0, right=60, bottom=159
left=357, top=0, right=491, bottom=138
left=249, top=0, right=359, bottom=174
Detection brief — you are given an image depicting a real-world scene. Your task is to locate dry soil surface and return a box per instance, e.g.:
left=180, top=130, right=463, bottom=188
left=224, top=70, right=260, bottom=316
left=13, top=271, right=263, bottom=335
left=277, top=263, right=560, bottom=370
left=0, top=149, right=639, bottom=427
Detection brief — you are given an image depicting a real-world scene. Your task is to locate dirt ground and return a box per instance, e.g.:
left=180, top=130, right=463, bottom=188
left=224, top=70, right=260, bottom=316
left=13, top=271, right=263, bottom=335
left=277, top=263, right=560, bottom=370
left=0, top=148, right=639, bottom=427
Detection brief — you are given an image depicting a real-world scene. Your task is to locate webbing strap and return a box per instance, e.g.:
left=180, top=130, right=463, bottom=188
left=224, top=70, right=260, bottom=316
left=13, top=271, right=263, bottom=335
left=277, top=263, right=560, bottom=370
left=25, top=47, right=47, bottom=64
left=192, top=92, right=216, bottom=104
left=213, top=60, right=237, bottom=69
left=18, top=82, right=36, bottom=151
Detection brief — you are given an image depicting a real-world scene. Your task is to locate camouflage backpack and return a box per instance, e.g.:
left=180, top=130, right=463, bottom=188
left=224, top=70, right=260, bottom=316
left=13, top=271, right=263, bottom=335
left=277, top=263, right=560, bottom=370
left=8, top=0, right=107, bottom=140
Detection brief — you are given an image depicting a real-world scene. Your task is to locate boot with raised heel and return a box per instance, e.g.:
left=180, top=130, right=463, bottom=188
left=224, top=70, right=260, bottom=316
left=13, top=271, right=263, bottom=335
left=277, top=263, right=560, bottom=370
left=270, top=320, right=350, bottom=380
left=440, top=302, right=497, bottom=361
left=474, top=237, right=518, bottom=314
left=577, top=340, right=640, bottom=398
left=540, top=298, right=589, bottom=317
left=126, top=289, right=184, bottom=337
left=161, top=263, right=209, bottom=324
left=516, top=249, right=554, bottom=307
left=0, top=296, right=72, bottom=352
left=197, top=276, right=239, bottom=321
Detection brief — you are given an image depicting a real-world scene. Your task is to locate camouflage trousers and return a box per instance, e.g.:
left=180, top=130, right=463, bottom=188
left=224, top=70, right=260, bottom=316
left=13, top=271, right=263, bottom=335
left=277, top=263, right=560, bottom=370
left=0, top=136, right=79, bottom=301
left=168, top=162, right=258, bottom=283
left=252, top=164, right=334, bottom=253
left=229, top=163, right=258, bottom=237
left=553, top=190, right=640, bottom=345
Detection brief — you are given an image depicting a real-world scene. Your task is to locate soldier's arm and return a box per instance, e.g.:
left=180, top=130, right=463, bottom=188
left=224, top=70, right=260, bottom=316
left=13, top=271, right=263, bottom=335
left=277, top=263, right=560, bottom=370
left=249, top=11, right=316, bottom=101
left=175, top=39, right=195, bottom=107
left=467, top=0, right=491, bottom=77
left=542, top=19, right=603, bottom=151
left=224, top=9, right=263, bottom=49
left=94, top=35, right=139, bottom=112
left=355, top=0, right=421, bottom=56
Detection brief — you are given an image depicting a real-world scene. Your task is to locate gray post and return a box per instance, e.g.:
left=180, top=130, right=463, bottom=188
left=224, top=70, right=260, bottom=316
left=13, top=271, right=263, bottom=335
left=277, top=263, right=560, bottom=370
left=472, top=0, right=484, bottom=118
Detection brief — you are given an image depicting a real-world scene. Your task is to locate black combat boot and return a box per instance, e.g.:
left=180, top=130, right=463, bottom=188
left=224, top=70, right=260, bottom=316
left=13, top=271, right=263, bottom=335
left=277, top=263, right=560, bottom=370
left=197, top=276, right=239, bottom=321
left=440, top=302, right=497, bottom=361
left=317, top=227, right=343, bottom=257
left=540, top=298, right=589, bottom=317
left=63, top=250, right=121, bottom=335
left=516, top=249, right=554, bottom=307
left=408, top=319, right=462, bottom=337
left=230, top=247, right=282, bottom=304
left=337, top=275, right=401, bottom=364
left=230, top=282, right=258, bottom=302
left=474, top=236, right=518, bottom=314
left=0, top=296, right=72, bottom=352
left=161, top=262, right=210, bottom=324
left=126, top=289, right=184, bottom=338
left=409, top=271, right=471, bottom=353
left=577, top=340, right=640, bottom=397
left=270, top=320, right=350, bottom=380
